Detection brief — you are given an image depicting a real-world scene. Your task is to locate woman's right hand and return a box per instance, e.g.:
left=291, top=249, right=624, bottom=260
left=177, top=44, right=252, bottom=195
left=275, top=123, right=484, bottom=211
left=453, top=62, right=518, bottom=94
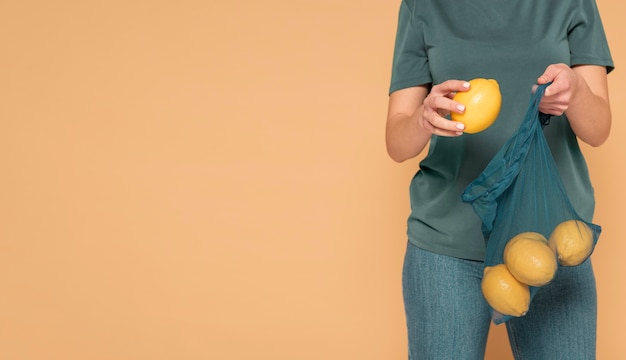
left=386, top=80, right=470, bottom=162
left=421, top=80, right=470, bottom=137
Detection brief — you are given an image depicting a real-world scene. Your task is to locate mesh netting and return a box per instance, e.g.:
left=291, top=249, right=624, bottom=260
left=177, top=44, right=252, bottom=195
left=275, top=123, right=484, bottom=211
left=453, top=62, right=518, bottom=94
left=462, top=83, right=601, bottom=324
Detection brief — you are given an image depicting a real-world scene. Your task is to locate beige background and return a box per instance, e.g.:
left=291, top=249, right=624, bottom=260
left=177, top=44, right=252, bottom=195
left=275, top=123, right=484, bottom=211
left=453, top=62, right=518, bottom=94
left=1, top=1, right=623, bottom=359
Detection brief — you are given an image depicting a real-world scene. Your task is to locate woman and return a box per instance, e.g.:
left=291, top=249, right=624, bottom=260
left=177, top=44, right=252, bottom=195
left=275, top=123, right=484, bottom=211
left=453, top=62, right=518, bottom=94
left=386, top=1, right=614, bottom=359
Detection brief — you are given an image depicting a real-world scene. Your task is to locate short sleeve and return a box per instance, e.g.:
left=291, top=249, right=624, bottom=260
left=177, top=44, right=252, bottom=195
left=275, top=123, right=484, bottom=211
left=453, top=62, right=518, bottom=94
left=568, top=0, right=614, bottom=73
left=389, top=0, right=432, bottom=94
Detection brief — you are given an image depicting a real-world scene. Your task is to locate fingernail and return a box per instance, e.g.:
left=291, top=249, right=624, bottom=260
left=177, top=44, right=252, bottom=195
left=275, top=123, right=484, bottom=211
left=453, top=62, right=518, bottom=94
left=456, top=131, right=464, bottom=136
left=462, top=82, right=470, bottom=88
left=457, top=104, right=465, bottom=112
left=456, top=123, right=465, bottom=130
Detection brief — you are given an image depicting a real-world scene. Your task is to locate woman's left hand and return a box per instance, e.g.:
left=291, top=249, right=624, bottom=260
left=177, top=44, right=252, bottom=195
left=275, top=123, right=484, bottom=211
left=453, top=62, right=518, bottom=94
left=535, top=63, right=611, bottom=147
left=536, top=63, right=581, bottom=116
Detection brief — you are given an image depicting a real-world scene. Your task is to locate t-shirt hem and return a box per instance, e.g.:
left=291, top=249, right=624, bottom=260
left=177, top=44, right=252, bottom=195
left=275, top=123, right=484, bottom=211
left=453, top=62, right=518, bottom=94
left=389, top=77, right=432, bottom=95
left=570, top=56, right=615, bottom=73
left=407, top=237, right=485, bottom=262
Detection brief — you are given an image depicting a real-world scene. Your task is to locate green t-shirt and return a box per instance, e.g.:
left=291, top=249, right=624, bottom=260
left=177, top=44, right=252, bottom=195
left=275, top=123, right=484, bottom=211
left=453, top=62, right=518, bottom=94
left=389, top=0, right=614, bottom=260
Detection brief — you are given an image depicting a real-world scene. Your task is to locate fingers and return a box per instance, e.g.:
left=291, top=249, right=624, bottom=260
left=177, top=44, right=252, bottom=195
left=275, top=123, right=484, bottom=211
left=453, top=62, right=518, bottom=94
left=425, top=116, right=466, bottom=136
left=537, top=63, right=572, bottom=96
left=420, top=79, right=472, bottom=137
left=538, top=64, right=561, bottom=97
left=537, top=64, right=576, bottom=115
left=431, top=79, right=471, bottom=96
left=538, top=63, right=566, bottom=84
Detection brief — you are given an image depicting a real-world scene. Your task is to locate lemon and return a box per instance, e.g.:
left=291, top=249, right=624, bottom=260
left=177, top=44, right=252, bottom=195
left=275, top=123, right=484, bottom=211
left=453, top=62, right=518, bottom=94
left=451, top=78, right=502, bottom=134
left=503, top=232, right=557, bottom=287
left=548, top=220, right=594, bottom=266
left=481, top=264, right=530, bottom=317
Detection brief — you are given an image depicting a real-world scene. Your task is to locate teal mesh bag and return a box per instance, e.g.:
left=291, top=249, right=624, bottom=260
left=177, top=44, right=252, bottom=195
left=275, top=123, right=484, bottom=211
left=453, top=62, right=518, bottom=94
left=461, top=83, right=601, bottom=324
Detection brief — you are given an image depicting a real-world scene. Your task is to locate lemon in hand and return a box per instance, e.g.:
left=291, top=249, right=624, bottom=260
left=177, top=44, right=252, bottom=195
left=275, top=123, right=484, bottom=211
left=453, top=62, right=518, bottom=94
left=451, top=78, right=502, bottom=134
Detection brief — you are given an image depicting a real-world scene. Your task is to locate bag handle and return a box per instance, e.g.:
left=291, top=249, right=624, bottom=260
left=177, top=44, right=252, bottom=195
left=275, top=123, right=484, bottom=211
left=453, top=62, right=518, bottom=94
left=531, top=83, right=552, bottom=127
left=461, top=82, right=552, bottom=234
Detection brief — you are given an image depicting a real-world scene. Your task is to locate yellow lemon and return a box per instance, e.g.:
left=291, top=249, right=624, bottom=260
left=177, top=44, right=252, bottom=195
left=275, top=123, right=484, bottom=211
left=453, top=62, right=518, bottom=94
left=451, top=78, right=502, bottom=134
left=503, top=232, right=557, bottom=287
left=548, top=220, right=594, bottom=266
left=481, top=264, right=530, bottom=317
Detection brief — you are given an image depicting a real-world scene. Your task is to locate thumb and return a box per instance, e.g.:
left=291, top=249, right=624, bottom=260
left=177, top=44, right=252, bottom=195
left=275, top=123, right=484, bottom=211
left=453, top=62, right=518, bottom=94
left=538, top=65, right=566, bottom=97
left=537, top=73, right=553, bottom=85
left=537, top=64, right=561, bottom=85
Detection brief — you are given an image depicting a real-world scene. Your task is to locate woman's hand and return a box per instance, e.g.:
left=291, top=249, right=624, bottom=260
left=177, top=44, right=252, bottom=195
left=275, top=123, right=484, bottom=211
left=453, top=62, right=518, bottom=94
left=537, top=63, right=581, bottom=116
left=536, top=63, right=611, bottom=146
left=421, top=80, right=469, bottom=136
left=386, top=80, right=469, bottom=162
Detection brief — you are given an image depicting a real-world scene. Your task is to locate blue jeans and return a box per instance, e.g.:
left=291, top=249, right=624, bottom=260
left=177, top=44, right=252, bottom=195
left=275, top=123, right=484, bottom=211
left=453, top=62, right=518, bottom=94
left=402, top=241, right=597, bottom=360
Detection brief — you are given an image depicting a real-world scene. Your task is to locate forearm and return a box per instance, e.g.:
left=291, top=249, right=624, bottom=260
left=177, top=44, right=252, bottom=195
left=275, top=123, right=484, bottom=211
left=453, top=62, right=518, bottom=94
left=385, top=110, right=432, bottom=162
left=386, top=82, right=469, bottom=162
left=565, top=77, right=611, bottom=147
left=539, top=64, right=611, bottom=147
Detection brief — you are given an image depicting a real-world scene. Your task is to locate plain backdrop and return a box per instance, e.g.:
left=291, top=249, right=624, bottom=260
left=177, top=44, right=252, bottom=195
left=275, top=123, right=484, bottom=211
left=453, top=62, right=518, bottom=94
left=1, top=1, right=624, bottom=359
